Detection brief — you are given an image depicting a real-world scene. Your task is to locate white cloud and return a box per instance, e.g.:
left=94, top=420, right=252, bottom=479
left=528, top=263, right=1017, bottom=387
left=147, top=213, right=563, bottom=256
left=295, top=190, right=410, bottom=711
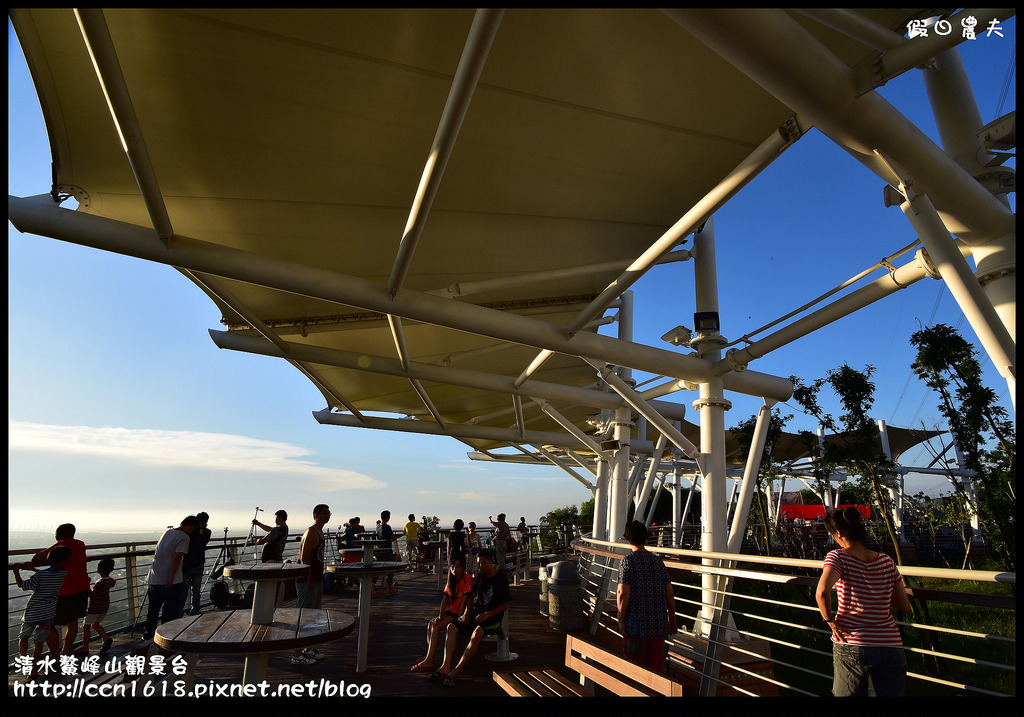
left=437, top=461, right=488, bottom=471
left=505, top=475, right=566, bottom=482
left=8, top=421, right=383, bottom=491
left=455, top=491, right=501, bottom=502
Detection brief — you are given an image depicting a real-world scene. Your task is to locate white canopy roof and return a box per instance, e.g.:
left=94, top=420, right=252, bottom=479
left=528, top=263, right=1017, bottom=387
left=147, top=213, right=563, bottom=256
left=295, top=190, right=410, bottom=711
left=10, top=9, right=1007, bottom=460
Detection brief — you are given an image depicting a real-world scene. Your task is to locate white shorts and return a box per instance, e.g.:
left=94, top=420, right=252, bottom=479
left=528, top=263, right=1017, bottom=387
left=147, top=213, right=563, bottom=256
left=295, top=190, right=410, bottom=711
left=84, top=612, right=107, bottom=626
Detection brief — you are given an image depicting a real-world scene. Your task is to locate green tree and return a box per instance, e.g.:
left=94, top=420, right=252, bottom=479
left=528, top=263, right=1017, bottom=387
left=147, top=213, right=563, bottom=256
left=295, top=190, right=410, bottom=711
left=579, top=498, right=594, bottom=532
left=543, top=505, right=580, bottom=526
left=799, top=488, right=823, bottom=505
left=910, top=324, right=1015, bottom=571
left=834, top=481, right=874, bottom=508
left=792, top=364, right=904, bottom=564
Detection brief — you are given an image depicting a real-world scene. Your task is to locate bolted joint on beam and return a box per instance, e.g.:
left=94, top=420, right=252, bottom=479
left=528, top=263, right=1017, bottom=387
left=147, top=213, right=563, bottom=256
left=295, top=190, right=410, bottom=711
left=692, top=397, right=733, bottom=412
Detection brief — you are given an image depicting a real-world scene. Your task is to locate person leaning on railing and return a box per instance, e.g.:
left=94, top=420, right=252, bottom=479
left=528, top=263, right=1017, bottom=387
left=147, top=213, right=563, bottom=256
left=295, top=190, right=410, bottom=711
left=815, top=507, right=913, bottom=697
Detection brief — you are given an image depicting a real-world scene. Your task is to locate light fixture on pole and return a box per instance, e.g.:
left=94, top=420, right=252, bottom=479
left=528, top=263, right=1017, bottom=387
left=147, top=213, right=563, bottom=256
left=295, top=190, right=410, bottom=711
left=693, top=312, right=720, bottom=333
left=660, top=325, right=693, bottom=346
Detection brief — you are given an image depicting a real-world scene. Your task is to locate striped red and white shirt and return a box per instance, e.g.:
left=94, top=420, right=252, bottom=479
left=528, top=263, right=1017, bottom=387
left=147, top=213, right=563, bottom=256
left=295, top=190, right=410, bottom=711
left=824, top=549, right=904, bottom=647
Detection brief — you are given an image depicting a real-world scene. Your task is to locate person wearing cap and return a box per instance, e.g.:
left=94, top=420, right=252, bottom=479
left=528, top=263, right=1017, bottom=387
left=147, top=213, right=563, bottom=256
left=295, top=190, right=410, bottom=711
left=253, top=509, right=290, bottom=563
left=617, top=520, right=677, bottom=673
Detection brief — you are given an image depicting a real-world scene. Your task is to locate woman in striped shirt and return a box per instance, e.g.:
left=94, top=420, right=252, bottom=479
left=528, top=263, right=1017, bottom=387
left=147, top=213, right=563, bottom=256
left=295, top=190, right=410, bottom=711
left=815, top=507, right=913, bottom=696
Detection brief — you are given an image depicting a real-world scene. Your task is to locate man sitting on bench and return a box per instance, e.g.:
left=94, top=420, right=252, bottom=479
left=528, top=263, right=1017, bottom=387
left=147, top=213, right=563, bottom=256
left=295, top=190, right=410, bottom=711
left=428, top=548, right=510, bottom=688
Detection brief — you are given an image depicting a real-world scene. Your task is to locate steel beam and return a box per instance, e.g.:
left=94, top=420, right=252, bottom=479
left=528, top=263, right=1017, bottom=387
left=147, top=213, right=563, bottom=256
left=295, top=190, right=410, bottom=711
left=566, top=119, right=801, bottom=337
left=8, top=195, right=793, bottom=402
left=313, top=409, right=588, bottom=450
left=387, top=9, right=504, bottom=296
left=668, top=9, right=1014, bottom=245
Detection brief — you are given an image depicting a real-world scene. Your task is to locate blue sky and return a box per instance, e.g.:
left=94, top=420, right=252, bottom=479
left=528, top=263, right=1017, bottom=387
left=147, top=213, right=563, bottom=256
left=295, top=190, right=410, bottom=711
left=7, top=16, right=1015, bottom=533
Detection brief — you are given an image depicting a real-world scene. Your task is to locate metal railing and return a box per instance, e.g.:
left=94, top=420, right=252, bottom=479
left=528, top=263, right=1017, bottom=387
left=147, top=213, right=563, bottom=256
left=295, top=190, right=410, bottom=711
left=7, top=534, right=301, bottom=662
left=574, top=536, right=1015, bottom=697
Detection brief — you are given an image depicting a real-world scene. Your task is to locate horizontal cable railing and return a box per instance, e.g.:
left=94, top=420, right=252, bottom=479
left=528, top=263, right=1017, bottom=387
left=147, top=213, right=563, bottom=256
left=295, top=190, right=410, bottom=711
left=7, top=523, right=558, bottom=663
left=7, top=535, right=301, bottom=662
left=574, top=536, right=1015, bottom=697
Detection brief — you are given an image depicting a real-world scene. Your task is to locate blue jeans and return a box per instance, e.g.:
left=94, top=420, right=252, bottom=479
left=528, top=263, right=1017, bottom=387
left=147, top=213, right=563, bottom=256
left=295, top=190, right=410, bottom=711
left=144, top=583, right=185, bottom=639
left=179, top=567, right=204, bottom=615
left=832, top=642, right=907, bottom=696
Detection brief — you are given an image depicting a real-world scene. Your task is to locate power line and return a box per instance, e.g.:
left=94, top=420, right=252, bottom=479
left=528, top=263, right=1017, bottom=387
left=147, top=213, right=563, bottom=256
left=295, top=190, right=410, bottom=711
left=995, top=45, right=1015, bottom=117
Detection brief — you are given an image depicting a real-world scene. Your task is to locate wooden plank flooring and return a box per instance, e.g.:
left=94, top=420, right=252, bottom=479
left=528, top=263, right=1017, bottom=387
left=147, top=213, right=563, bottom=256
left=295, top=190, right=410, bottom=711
left=146, top=567, right=579, bottom=697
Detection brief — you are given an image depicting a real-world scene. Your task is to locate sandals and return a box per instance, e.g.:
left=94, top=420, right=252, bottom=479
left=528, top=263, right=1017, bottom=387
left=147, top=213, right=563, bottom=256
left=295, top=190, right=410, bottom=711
left=428, top=669, right=447, bottom=681
left=442, top=674, right=456, bottom=688
left=410, top=661, right=433, bottom=673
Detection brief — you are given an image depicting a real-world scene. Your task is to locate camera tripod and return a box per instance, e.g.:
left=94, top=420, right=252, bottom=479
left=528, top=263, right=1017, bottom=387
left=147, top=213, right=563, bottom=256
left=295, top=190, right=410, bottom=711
left=241, top=506, right=264, bottom=559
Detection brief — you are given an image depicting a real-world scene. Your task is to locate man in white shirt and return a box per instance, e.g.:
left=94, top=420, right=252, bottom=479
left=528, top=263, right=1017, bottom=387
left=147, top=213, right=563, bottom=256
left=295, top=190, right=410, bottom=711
left=142, top=516, right=199, bottom=640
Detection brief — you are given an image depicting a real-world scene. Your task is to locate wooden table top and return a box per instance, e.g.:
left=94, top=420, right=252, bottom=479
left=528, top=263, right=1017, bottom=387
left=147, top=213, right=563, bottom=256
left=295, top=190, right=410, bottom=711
left=154, top=608, right=354, bottom=655
left=222, top=561, right=309, bottom=580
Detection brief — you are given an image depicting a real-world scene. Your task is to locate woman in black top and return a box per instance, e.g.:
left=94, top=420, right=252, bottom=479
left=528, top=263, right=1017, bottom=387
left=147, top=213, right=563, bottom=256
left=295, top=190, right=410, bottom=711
left=447, top=519, right=470, bottom=569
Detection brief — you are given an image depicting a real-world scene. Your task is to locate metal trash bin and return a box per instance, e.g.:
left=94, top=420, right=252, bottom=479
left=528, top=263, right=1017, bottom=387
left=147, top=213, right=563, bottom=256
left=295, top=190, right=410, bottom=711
left=538, top=556, right=563, bottom=616
left=547, top=561, right=584, bottom=631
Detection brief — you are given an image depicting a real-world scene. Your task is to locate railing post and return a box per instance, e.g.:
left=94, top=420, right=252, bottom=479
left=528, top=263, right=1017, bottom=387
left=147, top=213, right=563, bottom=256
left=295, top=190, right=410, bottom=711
left=125, top=545, right=140, bottom=626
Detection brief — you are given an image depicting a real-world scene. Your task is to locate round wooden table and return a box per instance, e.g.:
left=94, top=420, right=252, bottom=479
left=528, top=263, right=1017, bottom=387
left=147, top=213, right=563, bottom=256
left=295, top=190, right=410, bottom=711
left=327, top=561, right=407, bottom=672
left=154, top=608, right=354, bottom=685
left=222, top=561, right=309, bottom=624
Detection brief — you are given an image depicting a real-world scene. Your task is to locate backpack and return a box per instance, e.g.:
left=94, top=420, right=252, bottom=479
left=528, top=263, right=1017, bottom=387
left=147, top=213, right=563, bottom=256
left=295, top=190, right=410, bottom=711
left=209, top=580, right=230, bottom=610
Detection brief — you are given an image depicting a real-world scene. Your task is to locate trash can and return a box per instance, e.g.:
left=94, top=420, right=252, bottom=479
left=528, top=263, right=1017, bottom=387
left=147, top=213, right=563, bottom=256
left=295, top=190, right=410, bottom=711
left=538, top=556, right=562, bottom=616
left=547, top=561, right=584, bottom=631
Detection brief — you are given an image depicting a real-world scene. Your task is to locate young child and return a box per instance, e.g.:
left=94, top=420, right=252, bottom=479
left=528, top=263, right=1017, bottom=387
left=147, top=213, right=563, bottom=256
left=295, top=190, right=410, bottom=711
left=13, top=546, right=71, bottom=677
left=82, top=557, right=116, bottom=654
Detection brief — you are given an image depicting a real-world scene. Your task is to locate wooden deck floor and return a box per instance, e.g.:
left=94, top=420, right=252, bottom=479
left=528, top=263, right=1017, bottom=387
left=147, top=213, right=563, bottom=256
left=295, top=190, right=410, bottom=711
left=12, top=562, right=642, bottom=712
left=120, top=566, right=589, bottom=698
left=212, top=567, right=577, bottom=696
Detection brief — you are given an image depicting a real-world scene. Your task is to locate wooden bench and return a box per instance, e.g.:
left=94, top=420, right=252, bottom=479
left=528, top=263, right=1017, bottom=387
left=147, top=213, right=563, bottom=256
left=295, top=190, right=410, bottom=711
left=494, top=634, right=683, bottom=697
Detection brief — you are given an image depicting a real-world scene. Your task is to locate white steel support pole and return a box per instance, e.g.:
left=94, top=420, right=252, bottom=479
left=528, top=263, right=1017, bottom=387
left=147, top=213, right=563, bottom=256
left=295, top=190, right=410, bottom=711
left=921, top=48, right=1016, bottom=410
left=634, top=434, right=668, bottom=519
left=877, top=420, right=905, bottom=543
left=726, top=401, right=773, bottom=552
left=666, top=9, right=1014, bottom=243
left=900, top=190, right=1016, bottom=407
left=607, top=291, right=635, bottom=544
left=592, top=459, right=610, bottom=542
left=674, top=472, right=687, bottom=548
left=566, top=121, right=800, bottom=337
left=952, top=443, right=983, bottom=544
left=775, top=476, right=786, bottom=528
left=387, top=9, right=503, bottom=297
left=670, top=7, right=1015, bottom=401
left=534, top=446, right=596, bottom=492
left=691, top=219, right=730, bottom=637
left=586, top=361, right=700, bottom=460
